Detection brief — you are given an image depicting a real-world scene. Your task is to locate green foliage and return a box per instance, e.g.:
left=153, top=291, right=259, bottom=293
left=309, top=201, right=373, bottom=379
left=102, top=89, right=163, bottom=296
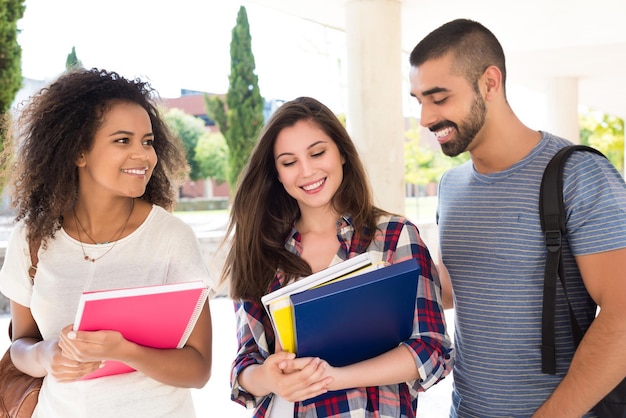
left=0, top=0, right=24, bottom=114
left=65, top=46, right=83, bottom=70
left=195, top=131, right=228, bottom=184
left=404, top=127, right=436, bottom=186
left=404, top=119, right=469, bottom=186
left=405, top=108, right=625, bottom=192
left=0, top=0, right=25, bottom=162
left=163, top=108, right=207, bottom=181
left=205, top=5, right=264, bottom=193
left=580, top=109, right=624, bottom=173
left=336, top=113, right=347, bottom=127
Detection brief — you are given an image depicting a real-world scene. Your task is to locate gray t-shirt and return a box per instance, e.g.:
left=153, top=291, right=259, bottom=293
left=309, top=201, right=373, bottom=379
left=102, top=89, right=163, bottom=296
left=438, top=132, right=626, bottom=417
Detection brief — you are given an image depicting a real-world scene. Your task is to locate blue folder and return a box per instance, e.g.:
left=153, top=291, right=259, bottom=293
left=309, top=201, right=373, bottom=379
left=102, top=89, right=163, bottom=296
left=290, top=258, right=419, bottom=367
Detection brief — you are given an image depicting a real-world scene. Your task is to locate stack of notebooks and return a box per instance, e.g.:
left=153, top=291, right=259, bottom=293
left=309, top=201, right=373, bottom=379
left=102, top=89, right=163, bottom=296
left=261, top=254, right=420, bottom=367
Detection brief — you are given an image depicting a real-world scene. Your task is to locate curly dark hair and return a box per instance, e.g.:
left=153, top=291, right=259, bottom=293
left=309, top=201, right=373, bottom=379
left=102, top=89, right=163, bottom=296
left=2, top=68, right=188, bottom=245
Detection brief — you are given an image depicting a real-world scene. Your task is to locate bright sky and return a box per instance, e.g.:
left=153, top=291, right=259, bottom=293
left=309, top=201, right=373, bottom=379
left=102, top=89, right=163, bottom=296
left=17, top=0, right=552, bottom=129
left=17, top=0, right=347, bottom=110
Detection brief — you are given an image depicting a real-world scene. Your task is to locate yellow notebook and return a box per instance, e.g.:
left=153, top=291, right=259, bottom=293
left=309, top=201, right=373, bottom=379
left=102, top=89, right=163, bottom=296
left=268, top=295, right=296, bottom=352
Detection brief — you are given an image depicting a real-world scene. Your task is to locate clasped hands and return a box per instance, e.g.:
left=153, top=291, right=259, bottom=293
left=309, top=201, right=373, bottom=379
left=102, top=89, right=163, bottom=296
left=47, top=324, right=124, bottom=382
left=260, top=348, right=336, bottom=403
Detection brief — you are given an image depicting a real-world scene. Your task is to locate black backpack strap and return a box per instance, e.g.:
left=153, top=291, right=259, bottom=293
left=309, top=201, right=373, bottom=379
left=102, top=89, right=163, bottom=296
left=539, top=145, right=606, bottom=375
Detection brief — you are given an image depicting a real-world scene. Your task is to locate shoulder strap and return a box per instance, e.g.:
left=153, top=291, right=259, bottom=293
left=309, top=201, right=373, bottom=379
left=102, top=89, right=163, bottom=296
left=8, top=237, right=42, bottom=340
left=27, top=237, right=41, bottom=281
left=539, top=145, right=606, bottom=375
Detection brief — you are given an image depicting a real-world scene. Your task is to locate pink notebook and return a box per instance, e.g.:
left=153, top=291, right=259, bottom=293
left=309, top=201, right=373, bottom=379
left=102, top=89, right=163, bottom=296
left=73, top=280, right=209, bottom=380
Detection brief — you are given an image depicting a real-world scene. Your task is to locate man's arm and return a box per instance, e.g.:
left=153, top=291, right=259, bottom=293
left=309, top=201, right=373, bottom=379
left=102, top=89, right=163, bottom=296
left=533, top=247, right=626, bottom=417
left=437, top=250, right=454, bottom=309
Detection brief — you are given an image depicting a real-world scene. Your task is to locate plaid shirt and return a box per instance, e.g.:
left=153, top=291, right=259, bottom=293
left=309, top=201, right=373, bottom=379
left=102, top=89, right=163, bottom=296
left=230, top=214, right=453, bottom=417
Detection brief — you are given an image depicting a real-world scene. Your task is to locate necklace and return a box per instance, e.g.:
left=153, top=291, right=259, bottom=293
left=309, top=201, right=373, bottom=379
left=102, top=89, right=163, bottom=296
left=73, top=199, right=135, bottom=262
left=74, top=212, right=110, bottom=245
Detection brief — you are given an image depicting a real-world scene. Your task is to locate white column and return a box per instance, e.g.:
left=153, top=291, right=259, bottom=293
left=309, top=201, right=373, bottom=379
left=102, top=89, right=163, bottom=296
left=545, top=77, right=580, bottom=143
left=345, top=0, right=404, bottom=215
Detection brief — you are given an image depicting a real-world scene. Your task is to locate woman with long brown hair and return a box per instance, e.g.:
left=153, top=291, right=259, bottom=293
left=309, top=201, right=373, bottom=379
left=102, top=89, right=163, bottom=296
left=221, top=96, right=452, bottom=417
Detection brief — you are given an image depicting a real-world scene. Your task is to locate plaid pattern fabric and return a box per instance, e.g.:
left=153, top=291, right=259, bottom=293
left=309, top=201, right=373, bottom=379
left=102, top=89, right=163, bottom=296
left=230, top=214, right=453, bottom=417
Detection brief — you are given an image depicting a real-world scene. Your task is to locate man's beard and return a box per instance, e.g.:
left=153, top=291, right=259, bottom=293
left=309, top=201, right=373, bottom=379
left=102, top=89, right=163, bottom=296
left=439, top=94, right=487, bottom=157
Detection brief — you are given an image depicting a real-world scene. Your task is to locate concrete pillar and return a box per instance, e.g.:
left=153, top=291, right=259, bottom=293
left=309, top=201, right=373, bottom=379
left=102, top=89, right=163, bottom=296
left=345, top=0, right=404, bottom=215
left=545, top=77, right=580, bottom=143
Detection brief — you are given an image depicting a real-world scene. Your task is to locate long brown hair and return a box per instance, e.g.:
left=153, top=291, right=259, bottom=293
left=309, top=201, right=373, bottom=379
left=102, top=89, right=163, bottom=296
left=1, top=68, right=188, bottom=246
left=220, top=96, right=386, bottom=301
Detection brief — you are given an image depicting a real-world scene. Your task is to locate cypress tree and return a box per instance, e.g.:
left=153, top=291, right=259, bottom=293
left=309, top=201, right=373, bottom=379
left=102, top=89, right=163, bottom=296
left=65, top=45, right=83, bottom=70
left=205, top=5, right=264, bottom=194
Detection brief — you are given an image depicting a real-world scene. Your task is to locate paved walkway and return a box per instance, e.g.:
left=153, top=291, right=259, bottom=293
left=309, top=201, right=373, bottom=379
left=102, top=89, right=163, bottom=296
left=0, top=298, right=453, bottom=417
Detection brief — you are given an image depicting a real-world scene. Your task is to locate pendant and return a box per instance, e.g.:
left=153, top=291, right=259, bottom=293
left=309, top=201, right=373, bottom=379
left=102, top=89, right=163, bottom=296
left=84, top=255, right=95, bottom=262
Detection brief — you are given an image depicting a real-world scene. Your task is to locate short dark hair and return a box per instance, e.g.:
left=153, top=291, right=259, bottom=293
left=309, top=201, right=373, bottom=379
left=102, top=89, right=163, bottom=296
left=409, top=19, right=507, bottom=89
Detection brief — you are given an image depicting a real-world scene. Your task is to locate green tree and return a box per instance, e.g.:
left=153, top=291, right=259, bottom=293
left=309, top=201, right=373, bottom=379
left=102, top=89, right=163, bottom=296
left=0, top=0, right=26, bottom=145
left=404, top=119, right=470, bottom=186
left=580, top=109, right=624, bottom=173
left=65, top=45, right=83, bottom=70
left=204, top=5, right=264, bottom=193
left=163, top=108, right=207, bottom=181
left=404, top=120, right=435, bottom=186
left=195, top=131, right=228, bottom=184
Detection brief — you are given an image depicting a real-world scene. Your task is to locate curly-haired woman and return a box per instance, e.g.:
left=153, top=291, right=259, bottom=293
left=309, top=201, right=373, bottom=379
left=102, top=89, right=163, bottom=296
left=0, top=68, right=212, bottom=417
